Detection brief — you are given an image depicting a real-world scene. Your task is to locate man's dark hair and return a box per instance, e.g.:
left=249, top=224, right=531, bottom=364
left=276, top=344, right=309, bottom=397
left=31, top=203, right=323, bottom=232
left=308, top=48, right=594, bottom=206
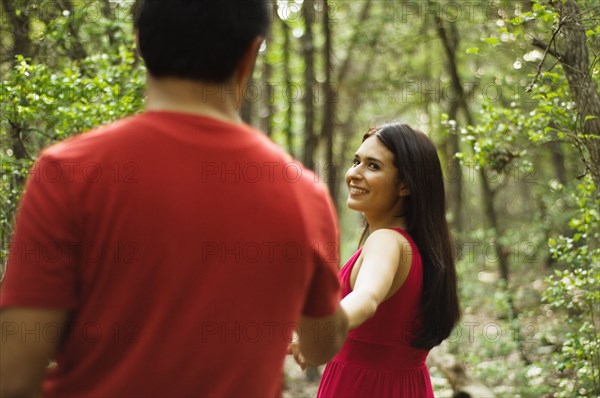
left=134, top=1, right=270, bottom=83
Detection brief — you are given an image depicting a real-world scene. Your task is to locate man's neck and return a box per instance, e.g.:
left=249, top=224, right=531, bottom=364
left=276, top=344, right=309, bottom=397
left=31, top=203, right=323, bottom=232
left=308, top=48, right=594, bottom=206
left=145, top=76, right=243, bottom=125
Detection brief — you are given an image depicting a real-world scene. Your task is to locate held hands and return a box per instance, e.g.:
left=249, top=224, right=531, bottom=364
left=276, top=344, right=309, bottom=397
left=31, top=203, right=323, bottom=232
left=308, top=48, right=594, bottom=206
left=287, top=310, right=348, bottom=370
left=287, top=331, right=318, bottom=370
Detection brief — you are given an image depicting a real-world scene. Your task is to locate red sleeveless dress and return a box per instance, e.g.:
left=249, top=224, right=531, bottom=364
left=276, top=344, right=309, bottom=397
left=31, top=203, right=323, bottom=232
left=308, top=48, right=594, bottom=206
left=317, top=228, right=434, bottom=397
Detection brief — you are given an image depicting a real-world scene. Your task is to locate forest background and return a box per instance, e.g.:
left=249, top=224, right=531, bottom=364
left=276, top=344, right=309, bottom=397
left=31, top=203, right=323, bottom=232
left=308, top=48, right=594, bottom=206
left=0, top=1, right=598, bottom=397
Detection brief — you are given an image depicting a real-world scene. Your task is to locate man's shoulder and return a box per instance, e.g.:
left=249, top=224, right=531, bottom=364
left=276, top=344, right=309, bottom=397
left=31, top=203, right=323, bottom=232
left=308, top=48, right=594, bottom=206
left=41, top=114, right=144, bottom=161
left=250, top=130, right=325, bottom=192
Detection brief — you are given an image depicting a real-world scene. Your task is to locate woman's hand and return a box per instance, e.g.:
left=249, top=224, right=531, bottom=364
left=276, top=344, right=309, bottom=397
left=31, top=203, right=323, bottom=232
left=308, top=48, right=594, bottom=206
left=287, top=340, right=308, bottom=370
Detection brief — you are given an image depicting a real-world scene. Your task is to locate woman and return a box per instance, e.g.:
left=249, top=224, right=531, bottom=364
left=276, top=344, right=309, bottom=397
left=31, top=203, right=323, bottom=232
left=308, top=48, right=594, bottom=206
left=294, top=123, right=460, bottom=397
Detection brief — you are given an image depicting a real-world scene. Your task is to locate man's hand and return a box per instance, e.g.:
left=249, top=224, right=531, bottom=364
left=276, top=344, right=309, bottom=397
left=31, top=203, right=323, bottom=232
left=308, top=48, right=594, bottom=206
left=295, top=306, right=348, bottom=368
left=288, top=340, right=309, bottom=370
left=0, top=308, right=67, bottom=398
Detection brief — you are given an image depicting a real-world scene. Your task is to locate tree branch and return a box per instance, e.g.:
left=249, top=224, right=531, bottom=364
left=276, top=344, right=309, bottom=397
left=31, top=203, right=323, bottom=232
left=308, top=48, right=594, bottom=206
left=336, top=0, right=373, bottom=85
left=527, top=27, right=564, bottom=92
left=530, top=37, right=562, bottom=60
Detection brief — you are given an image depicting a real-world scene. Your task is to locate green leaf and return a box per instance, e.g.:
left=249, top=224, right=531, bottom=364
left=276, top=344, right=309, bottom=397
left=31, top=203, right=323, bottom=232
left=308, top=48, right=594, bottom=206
left=509, top=16, right=524, bottom=26
left=482, top=37, right=499, bottom=46
left=466, top=47, right=479, bottom=54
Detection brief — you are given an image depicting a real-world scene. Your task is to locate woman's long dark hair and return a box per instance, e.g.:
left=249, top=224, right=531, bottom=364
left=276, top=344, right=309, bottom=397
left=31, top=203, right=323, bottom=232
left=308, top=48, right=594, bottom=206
left=361, top=123, right=460, bottom=350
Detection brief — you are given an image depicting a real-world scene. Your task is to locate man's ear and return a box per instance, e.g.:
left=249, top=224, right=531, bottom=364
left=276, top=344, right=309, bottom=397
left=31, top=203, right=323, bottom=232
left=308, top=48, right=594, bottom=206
left=235, top=36, right=264, bottom=88
left=134, top=30, right=142, bottom=59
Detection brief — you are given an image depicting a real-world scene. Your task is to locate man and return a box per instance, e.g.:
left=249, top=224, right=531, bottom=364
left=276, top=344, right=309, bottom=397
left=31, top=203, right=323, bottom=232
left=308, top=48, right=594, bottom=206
left=0, top=1, right=348, bottom=397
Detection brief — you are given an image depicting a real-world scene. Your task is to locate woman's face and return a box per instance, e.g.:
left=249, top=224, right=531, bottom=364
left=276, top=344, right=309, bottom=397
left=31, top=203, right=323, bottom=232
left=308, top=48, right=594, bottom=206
left=345, top=136, right=408, bottom=217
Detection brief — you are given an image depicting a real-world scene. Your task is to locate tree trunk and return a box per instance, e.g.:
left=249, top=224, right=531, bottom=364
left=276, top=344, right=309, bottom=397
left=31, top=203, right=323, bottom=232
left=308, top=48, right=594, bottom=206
left=61, top=1, right=88, bottom=61
left=2, top=0, right=31, bottom=182
left=320, top=0, right=337, bottom=204
left=445, top=108, right=463, bottom=233
left=2, top=0, right=31, bottom=62
left=435, top=14, right=510, bottom=282
left=479, top=174, right=510, bottom=282
left=240, top=75, right=256, bottom=125
left=320, top=0, right=373, bottom=205
left=546, top=0, right=600, bottom=183
left=433, top=15, right=534, bottom=365
left=548, top=140, right=568, bottom=185
left=301, top=0, right=317, bottom=169
left=280, top=16, right=295, bottom=157
left=101, top=0, right=118, bottom=47
left=336, top=0, right=373, bottom=84
left=1, top=0, right=32, bottom=273
left=436, top=19, right=463, bottom=233
left=260, top=29, right=274, bottom=137
left=335, top=6, right=382, bottom=208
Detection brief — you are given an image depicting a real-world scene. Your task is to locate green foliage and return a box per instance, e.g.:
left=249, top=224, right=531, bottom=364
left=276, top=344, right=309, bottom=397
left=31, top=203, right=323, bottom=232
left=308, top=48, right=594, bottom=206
left=457, top=103, right=532, bottom=173
left=544, top=176, right=600, bottom=397
left=529, top=71, right=578, bottom=142
left=1, top=13, right=144, bottom=269
left=2, top=50, right=143, bottom=140
left=449, top=1, right=599, bottom=395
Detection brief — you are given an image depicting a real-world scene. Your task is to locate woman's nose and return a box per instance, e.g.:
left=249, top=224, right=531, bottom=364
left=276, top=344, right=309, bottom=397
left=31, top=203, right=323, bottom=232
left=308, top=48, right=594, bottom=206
left=346, top=164, right=362, bottom=181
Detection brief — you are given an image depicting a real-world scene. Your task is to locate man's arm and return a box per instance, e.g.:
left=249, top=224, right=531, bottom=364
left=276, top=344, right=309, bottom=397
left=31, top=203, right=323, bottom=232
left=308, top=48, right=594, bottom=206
left=0, top=308, right=67, bottom=398
left=296, top=305, right=348, bottom=367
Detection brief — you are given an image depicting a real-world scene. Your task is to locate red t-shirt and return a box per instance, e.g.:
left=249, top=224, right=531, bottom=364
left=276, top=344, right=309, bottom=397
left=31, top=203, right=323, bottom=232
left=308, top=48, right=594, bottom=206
left=0, top=111, right=341, bottom=397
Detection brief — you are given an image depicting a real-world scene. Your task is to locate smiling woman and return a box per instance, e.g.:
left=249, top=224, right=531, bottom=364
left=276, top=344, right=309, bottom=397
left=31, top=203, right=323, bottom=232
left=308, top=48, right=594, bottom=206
left=311, top=123, right=461, bottom=397
left=346, top=132, right=410, bottom=231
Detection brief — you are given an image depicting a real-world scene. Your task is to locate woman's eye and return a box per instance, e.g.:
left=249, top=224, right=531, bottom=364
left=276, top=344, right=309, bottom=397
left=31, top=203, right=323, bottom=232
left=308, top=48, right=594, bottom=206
left=352, top=159, right=360, bottom=166
left=369, top=163, right=379, bottom=170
